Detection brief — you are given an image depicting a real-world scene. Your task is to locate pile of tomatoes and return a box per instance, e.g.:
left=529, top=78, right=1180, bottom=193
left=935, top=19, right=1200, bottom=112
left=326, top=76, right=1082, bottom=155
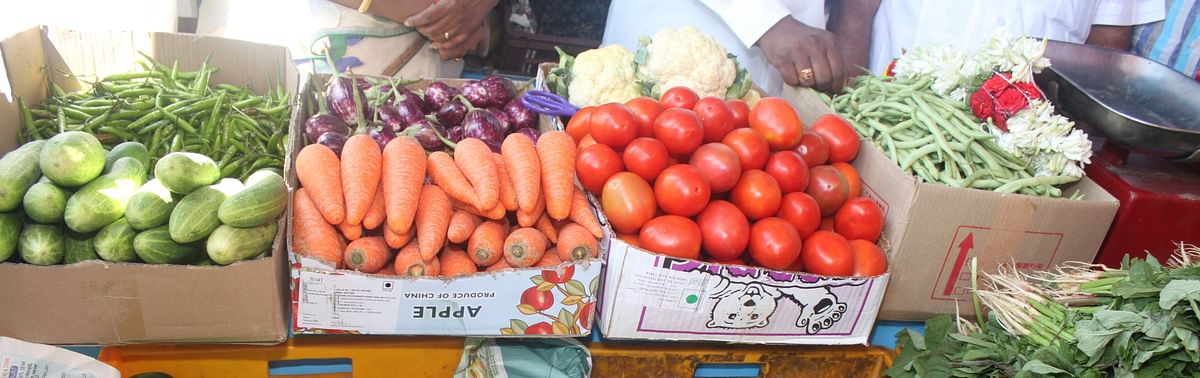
left=569, top=87, right=888, bottom=277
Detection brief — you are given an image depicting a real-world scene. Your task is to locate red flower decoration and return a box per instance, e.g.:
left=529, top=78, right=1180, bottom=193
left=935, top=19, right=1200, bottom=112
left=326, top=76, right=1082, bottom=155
left=996, top=88, right=1030, bottom=114
left=980, top=73, right=1011, bottom=95
left=970, top=90, right=994, bottom=122
left=883, top=59, right=898, bottom=77
left=1014, top=81, right=1043, bottom=101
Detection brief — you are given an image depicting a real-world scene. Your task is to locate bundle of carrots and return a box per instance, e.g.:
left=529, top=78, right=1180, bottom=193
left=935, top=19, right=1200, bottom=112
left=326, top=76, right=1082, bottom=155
left=292, top=130, right=604, bottom=277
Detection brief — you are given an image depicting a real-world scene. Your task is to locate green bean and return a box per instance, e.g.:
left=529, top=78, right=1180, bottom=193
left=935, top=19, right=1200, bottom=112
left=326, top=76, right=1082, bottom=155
left=102, top=71, right=161, bottom=81
left=899, top=144, right=940, bottom=171
left=994, top=176, right=1079, bottom=194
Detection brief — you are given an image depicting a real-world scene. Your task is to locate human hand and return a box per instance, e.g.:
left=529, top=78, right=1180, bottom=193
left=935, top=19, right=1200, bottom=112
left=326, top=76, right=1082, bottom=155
left=404, top=0, right=498, bottom=51
left=756, top=18, right=847, bottom=92
left=434, top=25, right=486, bottom=60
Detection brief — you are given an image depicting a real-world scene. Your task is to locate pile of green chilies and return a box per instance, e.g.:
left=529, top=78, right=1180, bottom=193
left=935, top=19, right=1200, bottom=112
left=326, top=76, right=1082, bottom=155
left=16, top=56, right=290, bottom=182
left=822, top=75, right=1078, bottom=198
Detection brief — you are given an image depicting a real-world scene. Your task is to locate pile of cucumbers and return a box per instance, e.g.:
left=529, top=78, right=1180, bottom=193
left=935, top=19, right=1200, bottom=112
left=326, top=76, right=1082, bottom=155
left=0, top=131, right=287, bottom=266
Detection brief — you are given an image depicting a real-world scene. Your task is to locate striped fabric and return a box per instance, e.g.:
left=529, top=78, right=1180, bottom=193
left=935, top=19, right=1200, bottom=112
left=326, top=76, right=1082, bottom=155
left=1132, top=0, right=1200, bottom=78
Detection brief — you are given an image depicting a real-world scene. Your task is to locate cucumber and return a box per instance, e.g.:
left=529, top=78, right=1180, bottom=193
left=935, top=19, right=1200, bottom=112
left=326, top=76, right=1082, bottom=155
left=19, top=223, right=64, bottom=265
left=94, top=218, right=139, bottom=262
left=0, top=140, right=46, bottom=211
left=23, top=180, right=71, bottom=224
left=155, top=152, right=220, bottom=194
left=169, top=178, right=243, bottom=243
left=125, top=179, right=178, bottom=230
left=218, top=170, right=287, bottom=227
left=207, top=222, right=277, bottom=265
left=64, top=230, right=100, bottom=264
left=191, top=251, right=217, bottom=266
left=0, top=211, right=22, bottom=261
left=105, top=141, right=149, bottom=173
left=134, top=226, right=201, bottom=264
left=64, top=157, right=147, bottom=233
left=41, top=131, right=106, bottom=187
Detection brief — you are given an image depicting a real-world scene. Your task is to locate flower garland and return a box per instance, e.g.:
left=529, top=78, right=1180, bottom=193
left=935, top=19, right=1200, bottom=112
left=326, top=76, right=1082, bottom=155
left=889, top=34, right=1091, bottom=178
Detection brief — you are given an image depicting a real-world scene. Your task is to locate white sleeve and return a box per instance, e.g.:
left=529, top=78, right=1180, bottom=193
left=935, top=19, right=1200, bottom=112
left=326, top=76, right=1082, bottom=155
left=700, top=0, right=792, bottom=48
left=1092, top=0, right=1166, bottom=26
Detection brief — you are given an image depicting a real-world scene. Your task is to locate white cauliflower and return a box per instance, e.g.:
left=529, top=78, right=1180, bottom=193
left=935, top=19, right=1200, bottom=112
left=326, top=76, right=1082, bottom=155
left=640, top=26, right=738, bottom=98
left=566, top=44, right=641, bottom=107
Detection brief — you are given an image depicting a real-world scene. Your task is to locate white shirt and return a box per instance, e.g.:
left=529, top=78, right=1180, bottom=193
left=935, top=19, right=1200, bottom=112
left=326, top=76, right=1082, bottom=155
left=603, top=0, right=826, bottom=96
left=869, top=0, right=1166, bottom=73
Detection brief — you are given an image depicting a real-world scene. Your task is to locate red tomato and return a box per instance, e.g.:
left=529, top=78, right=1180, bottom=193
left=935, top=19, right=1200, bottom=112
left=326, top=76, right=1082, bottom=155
left=639, top=215, right=702, bottom=259
left=749, top=217, right=802, bottom=270
left=660, top=87, right=699, bottom=109
left=578, top=134, right=597, bottom=154
left=786, top=255, right=804, bottom=272
left=748, top=97, right=804, bottom=150
left=693, top=97, right=736, bottom=143
left=726, top=99, right=750, bottom=129
left=819, top=217, right=835, bottom=232
left=601, top=172, right=657, bottom=234
left=810, top=114, right=860, bottom=163
left=577, top=144, right=624, bottom=195
left=589, top=103, right=639, bottom=149
left=625, top=96, right=662, bottom=137
left=794, top=131, right=829, bottom=167
left=696, top=200, right=750, bottom=260
left=831, top=162, right=861, bottom=198
left=654, top=164, right=712, bottom=217
left=623, top=137, right=671, bottom=182
left=777, top=192, right=821, bottom=238
left=834, top=197, right=884, bottom=242
left=616, top=232, right=640, bottom=247
left=801, top=231, right=853, bottom=276
left=565, top=107, right=594, bottom=143
left=765, top=151, right=810, bottom=193
left=806, top=165, right=849, bottom=217
left=849, top=239, right=888, bottom=277
left=688, top=143, right=742, bottom=193
left=731, top=170, right=782, bottom=221
left=653, top=108, right=704, bottom=157
left=708, top=256, right=748, bottom=266
left=722, top=128, right=770, bottom=171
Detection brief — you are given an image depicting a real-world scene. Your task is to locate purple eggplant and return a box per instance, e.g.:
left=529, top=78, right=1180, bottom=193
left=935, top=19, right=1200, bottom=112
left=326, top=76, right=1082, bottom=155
left=488, top=108, right=513, bottom=134
left=435, top=100, right=468, bottom=127
left=461, top=75, right=517, bottom=108
left=424, top=82, right=459, bottom=109
left=325, top=76, right=371, bottom=126
left=462, top=109, right=505, bottom=150
left=367, top=122, right=395, bottom=149
left=385, top=86, right=430, bottom=113
left=304, top=113, right=351, bottom=143
left=517, top=127, right=540, bottom=144
left=379, top=100, right=425, bottom=134
left=504, top=99, right=537, bottom=130
left=409, top=119, right=448, bottom=151
left=446, top=126, right=466, bottom=143
left=354, top=77, right=372, bottom=92
left=317, top=132, right=349, bottom=155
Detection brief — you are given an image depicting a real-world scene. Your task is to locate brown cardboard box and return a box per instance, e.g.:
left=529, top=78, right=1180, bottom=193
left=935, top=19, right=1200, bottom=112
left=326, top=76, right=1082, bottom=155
left=0, top=26, right=296, bottom=344
left=789, top=85, right=1120, bottom=320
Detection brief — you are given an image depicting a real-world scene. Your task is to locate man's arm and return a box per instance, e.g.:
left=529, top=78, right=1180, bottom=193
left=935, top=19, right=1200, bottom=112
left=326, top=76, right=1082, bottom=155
left=1085, top=25, right=1132, bottom=50
left=828, top=0, right=880, bottom=78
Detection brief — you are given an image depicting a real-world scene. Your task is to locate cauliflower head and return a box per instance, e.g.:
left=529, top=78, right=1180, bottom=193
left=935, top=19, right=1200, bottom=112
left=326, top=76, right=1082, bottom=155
left=641, top=26, right=737, bottom=98
left=567, top=44, right=641, bottom=107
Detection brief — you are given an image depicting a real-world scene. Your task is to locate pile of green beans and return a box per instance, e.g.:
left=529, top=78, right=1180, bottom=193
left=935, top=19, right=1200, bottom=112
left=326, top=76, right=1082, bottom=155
left=17, top=57, right=291, bottom=182
left=821, top=75, right=1078, bottom=198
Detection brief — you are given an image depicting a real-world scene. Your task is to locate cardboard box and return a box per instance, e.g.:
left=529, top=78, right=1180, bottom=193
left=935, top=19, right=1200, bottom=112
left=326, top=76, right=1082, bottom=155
left=288, top=73, right=603, bottom=337
left=789, top=86, right=1121, bottom=321
left=0, top=27, right=297, bottom=344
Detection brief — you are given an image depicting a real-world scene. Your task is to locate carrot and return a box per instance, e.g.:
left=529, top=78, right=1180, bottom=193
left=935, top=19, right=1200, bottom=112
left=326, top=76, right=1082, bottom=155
left=378, top=262, right=396, bottom=276
left=383, top=137, right=426, bottom=234
left=485, top=258, right=512, bottom=272
left=454, top=138, right=500, bottom=212
left=446, top=210, right=480, bottom=244
left=343, top=236, right=390, bottom=273
left=427, top=151, right=478, bottom=209
left=338, top=221, right=363, bottom=241
left=384, top=226, right=414, bottom=249
left=503, top=227, right=548, bottom=268
left=493, top=153, right=519, bottom=211
left=535, top=214, right=558, bottom=244
left=439, top=245, right=478, bottom=277
left=517, top=195, right=545, bottom=228
left=296, top=144, right=346, bottom=225
left=536, top=251, right=563, bottom=267
left=536, top=131, right=576, bottom=220
left=468, top=220, right=506, bottom=267
left=394, top=243, right=440, bottom=277
left=415, top=184, right=452, bottom=261
left=341, top=134, right=382, bottom=226
left=557, top=223, right=598, bottom=261
left=569, top=190, right=604, bottom=238
left=362, top=182, right=386, bottom=230
left=502, top=133, right=541, bottom=213
left=292, top=188, right=344, bottom=267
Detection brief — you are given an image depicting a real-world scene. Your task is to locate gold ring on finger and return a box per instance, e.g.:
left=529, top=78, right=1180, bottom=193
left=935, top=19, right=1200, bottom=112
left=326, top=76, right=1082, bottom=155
left=444, top=31, right=451, bottom=41
left=799, top=68, right=814, bottom=81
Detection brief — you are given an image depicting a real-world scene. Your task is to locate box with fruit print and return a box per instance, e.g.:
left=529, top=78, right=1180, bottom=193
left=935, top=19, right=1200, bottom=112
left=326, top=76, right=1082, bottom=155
left=288, top=72, right=603, bottom=336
